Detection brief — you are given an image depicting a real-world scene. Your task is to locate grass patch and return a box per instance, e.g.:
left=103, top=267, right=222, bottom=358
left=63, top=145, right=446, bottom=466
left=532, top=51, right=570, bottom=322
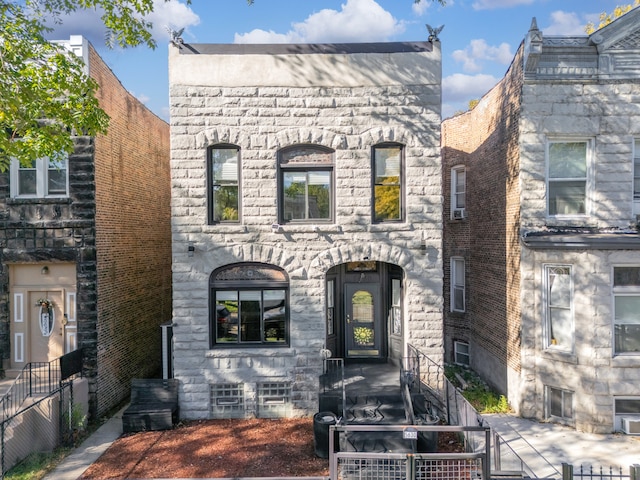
left=4, top=449, right=71, bottom=480
left=445, top=364, right=511, bottom=414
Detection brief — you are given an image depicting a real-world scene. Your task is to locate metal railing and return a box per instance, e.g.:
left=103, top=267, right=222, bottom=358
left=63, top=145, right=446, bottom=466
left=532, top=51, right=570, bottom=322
left=563, top=464, right=640, bottom=480
left=0, top=350, right=83, bottom=478
left=329, top=424, right=492, bottom=480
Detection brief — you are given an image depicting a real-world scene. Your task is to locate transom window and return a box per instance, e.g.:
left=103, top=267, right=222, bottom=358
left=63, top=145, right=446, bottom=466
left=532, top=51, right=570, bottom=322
left=450, top=257, right=465, bottom=312
left=211, top=264, right=289, bottom=347
left=10, top=155, right=68, bottom=198
left=278, top=145, right=333, bottom=223
left=208, top=145, right=240, bottom=223
left=613, top=267, right=640, bottom=355
left=547, top=140, right=589, bottom=216
left=544, top=265, right=573, bottom=352
left=373, top=143, right=403, bottom=223
left=451, top=166, right=466, bottom=219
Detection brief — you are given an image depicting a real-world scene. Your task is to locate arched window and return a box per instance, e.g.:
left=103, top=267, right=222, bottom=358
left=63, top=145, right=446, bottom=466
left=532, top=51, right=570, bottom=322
left=278, top=145, right=334, bottom=224
left=210, top=263, right=289, bottom=347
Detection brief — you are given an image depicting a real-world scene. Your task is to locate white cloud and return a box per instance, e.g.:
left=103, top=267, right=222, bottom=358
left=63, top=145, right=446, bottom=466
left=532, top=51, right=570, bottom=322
left=147, top=0, right=200, bottom=42
left=442, top=73, right=499, bottom=103
left=452, top=39, right=513, bottom=73
left=442, top=72, right=499, bottom=118
left=44, top=0, right=199, bottom=46
left=542, top=10, right=593, bottom=36
left=472, top=0, right=534, bottom=10
left=412, top=0, right=431, bottom=16
left=235, top=0, right=404, bottom=44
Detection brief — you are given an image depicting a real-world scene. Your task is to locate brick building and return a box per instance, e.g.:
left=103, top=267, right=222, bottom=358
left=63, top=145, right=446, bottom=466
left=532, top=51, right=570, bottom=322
left=442, top=12, right=640, bottom=433
left=169, top=41, right=443, bottom=419
left=0, top=36, right=172, bottom=418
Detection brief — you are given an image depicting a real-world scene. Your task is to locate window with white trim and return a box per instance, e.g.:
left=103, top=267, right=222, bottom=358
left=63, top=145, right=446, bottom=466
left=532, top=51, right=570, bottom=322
left=613, top=267, right=640, bottom=355
left=10, top=155, right=69, bottom=198
left=546, top=386, right=573, bottom=421
left=450, top=257, right=465, bottom=312
left=544, top=265, right=573, bottom=352
left=614, top=397, right=640, bottom=433
left=454, top=340, right=470, bottom=366
left=547, top=140, right=589, bottom=216
left=451, top=166, right=466, bottom=219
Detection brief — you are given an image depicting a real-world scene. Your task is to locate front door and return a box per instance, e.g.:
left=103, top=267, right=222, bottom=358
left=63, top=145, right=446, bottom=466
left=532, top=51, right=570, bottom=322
left=29, top=290, right=65, bottom=363
left=345, top=283, right=382, bottom=358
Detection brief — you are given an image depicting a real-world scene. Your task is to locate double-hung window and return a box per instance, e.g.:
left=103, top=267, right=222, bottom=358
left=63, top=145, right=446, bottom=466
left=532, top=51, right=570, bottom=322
left=208, top=145, right=240, bottom=223
left=10, top=156, right=68, bottom=198
left=613, top=267, right=640, bottom=355
left=211, top=263, right=289, bottom=347
left=547, top=140, right=589, bottom=216
left=373, top=143, right=403, bottom=223
left=278, top=145, right=333, bottom=224
left=451, top=257, right=465, bottom=312
left=454, top=340, right=470, bottom=366
left=451, top=166, right=466, bottom=219
left=544, top=265, right=573, bottom=352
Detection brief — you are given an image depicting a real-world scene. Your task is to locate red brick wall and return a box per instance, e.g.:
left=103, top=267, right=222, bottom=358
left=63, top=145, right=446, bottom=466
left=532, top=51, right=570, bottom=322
left=89, top=45, right=171, bottom=416
left=441, top=45, right=523, bottom=392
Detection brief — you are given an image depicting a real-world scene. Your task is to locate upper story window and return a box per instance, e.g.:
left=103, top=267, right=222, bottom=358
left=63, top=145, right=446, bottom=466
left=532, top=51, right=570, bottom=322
left=633, top=139, right=640, bottom=207
left=278, top=145, right=333, bottom=224
left=547, top=140, right=590, bottom=217
left=613, top=266, right=640, bottom=356
left=544, top=265, right=573, bottom=352
left=450, top=257, right=465, bottom=312
left=10, top=156, right=68, bottom=198
left=211, top=263, right=289, bottom=347
left=373, top=143, right=403, bottom=223
left=451, top=166, right=466, bottom=220
left=208, top=145, right=240, bottom=223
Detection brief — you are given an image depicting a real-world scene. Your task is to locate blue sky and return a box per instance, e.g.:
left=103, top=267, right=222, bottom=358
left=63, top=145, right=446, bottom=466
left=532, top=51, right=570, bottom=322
left=47, top=0, right=625, bottom=120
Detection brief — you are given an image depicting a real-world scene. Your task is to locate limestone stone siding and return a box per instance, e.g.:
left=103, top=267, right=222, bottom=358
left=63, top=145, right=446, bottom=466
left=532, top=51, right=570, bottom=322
left=170, top=43, right=443, bottom=419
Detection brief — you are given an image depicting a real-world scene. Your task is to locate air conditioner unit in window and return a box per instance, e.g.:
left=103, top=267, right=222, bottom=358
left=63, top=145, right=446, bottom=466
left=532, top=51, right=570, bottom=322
left=621, top=417, right=640, bottom=435
left=453, top=208, right=466, bottom=220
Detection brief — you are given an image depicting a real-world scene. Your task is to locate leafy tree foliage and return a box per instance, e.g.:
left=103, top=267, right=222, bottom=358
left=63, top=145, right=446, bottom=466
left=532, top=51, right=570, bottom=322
left=585, top=1, right=640, bottom=34
left=1, top=0, right=188, bottom=171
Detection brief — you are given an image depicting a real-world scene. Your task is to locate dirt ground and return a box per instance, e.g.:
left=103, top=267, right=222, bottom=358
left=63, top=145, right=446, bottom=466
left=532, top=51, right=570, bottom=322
left=79, top=418, right=464, bottom=479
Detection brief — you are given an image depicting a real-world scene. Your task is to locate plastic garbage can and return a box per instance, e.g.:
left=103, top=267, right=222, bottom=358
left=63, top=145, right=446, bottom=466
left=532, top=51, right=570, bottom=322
left=313, top=411, right=337, bottom=459
left=417, top=414, right=440, bottom=453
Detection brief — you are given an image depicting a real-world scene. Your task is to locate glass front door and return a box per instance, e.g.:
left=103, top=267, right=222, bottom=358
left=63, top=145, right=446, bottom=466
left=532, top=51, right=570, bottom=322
left=345, top=283, right=382, bottom=358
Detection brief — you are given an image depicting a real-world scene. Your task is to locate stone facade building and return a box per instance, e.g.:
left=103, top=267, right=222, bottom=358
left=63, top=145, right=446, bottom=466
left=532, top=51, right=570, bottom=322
left=169, top=42, right=443, bottom=419
left=0, top=36, right=172, bottom=418
left=442, top=11, right=640, bottom=433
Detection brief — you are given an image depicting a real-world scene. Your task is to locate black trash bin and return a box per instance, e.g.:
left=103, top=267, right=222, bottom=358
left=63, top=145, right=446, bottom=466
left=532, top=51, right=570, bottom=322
left=417, top=414, right=440, bottom=453
left=313, top=411, right=337, bottom=459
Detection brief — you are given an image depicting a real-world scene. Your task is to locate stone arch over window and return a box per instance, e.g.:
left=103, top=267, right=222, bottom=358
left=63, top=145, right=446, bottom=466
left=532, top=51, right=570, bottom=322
left=210, top=263, right=289, bottom=347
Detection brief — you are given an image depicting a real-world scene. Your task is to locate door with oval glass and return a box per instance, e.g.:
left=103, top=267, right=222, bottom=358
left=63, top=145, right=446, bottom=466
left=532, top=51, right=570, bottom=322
left=345, top=283, right=382, bottom=358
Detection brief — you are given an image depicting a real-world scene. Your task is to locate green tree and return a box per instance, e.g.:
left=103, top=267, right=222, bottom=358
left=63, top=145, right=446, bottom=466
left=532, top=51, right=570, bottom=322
left=585, top=1, right=640, bottom=34
left=0, top=0, right=187, bottom=171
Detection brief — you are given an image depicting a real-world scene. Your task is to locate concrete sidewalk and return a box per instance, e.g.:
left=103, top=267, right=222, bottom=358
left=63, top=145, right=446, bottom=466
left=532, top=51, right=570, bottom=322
left=482, top=413, right=640, bottom=479
left=43, top=406, right=126, bottom=480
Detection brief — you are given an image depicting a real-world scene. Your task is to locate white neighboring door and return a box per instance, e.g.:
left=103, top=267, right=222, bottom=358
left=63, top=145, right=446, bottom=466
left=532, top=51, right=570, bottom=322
left=10, top=264, right=77, bottom=369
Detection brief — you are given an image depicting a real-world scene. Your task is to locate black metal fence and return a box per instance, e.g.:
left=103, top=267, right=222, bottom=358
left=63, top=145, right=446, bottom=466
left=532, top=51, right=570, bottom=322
left=563, top=464, right=640, bottom=480
left=0, top=350, right=83, bottom=478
